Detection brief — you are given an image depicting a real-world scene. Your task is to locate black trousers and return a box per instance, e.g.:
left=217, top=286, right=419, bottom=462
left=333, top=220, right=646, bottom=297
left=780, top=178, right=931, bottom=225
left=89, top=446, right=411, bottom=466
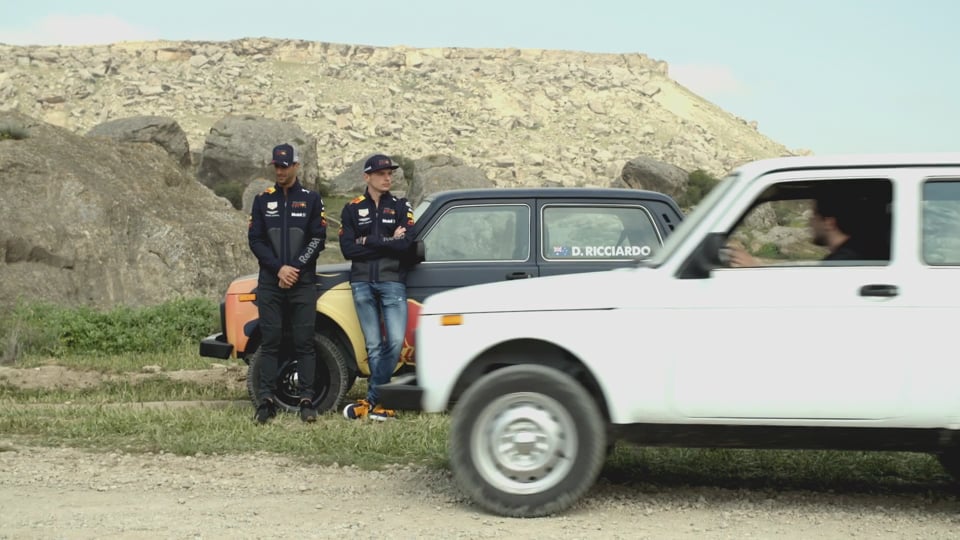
left=255, top=280, right=317, bottom=403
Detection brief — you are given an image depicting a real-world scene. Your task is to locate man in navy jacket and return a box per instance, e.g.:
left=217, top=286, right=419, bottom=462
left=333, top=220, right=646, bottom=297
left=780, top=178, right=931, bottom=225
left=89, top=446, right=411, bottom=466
left=248, top=143, right=326, bottom=423
left=340, top=153, right=415, bottom=421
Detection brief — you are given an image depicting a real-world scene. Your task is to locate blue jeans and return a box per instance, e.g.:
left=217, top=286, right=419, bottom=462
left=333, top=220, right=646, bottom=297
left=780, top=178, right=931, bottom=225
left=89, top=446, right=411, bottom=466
left=351, top=281, right=407, bottom=405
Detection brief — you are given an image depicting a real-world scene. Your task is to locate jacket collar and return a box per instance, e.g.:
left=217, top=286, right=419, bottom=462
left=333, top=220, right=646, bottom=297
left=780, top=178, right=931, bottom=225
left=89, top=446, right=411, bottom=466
left=273, top=179, right=302, bottom=194
left=363, top=187, right=392, bottom=205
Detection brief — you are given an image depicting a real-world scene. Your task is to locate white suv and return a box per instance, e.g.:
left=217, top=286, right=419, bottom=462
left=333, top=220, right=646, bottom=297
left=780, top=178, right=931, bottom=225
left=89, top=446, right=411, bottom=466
left=381, top=153, right=960, bottom=517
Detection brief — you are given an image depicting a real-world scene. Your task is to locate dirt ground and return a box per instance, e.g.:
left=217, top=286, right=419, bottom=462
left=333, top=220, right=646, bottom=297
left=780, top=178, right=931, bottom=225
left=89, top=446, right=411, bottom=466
left=2, top=366, right=959, bottom=539
left=0, top=364, right=250, bottom=393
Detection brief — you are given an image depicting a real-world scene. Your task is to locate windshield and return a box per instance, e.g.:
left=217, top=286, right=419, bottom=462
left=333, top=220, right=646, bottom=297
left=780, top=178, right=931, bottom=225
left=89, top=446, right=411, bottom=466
left=648, top=173, right=738, bottom=266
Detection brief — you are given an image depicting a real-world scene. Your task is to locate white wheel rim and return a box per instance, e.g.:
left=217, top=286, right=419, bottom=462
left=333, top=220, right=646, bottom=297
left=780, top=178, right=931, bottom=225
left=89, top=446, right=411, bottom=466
left=469, top=391, right=578, bottom=495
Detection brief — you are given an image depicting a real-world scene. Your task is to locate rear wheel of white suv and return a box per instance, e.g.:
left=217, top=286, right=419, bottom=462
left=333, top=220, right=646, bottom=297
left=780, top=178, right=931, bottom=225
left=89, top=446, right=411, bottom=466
left=449, top=364, right=606, bottom=518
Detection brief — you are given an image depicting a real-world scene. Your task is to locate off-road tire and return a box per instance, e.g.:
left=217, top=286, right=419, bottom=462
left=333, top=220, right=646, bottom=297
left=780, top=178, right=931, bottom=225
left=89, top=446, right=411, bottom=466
left=246, top=334, right=350, bottom=414
left=449, top=364, right=606, bottom=518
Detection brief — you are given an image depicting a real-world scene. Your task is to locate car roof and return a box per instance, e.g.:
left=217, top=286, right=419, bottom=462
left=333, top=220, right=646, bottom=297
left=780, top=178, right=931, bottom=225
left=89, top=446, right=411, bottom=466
left=424, top=187, right=680, bottom=206
left=736, top=153, right=960, bottom=178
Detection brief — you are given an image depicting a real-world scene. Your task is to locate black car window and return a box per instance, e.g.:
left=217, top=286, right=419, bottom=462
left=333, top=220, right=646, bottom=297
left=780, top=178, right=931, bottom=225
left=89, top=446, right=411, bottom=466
left=726, top=178, right=892, bottom=266
left=421, top=204, right=531, bottom=262
left=542, top=204, right=660, bottom=261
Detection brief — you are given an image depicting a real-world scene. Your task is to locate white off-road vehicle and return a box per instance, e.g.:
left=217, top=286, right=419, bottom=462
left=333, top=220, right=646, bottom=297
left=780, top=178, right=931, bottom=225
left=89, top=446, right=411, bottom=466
left=380, top=153, right=960, bottom=517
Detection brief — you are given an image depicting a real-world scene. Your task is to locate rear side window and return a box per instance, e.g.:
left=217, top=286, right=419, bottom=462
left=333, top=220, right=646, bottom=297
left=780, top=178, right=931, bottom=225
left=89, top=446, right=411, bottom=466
left=421, top=204, right=530, bottom=262
left=541, top=205, right=661, bottom=261
left=922, top=179, right=960, bottom=265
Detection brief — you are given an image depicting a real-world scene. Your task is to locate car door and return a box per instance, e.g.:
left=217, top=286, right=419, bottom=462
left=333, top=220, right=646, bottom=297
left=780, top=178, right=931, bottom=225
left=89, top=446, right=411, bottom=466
left=901, top=171, right=960, bottom=421
left=666, top=172, right=912, bottom=421
left=404, top=200, right=537, bottom=302
left=538, top=201, right=666, bottom=277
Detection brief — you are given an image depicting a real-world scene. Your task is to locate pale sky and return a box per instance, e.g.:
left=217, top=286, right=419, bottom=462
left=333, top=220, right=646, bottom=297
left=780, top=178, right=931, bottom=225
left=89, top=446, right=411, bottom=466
left=1, top=0, right=956, bottom=156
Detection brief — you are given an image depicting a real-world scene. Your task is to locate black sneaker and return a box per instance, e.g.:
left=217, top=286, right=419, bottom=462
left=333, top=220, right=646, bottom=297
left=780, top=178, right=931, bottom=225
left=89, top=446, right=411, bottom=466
left=254, top=398, right=277, bottom=424
left=299, top=399, right=317, bottom=423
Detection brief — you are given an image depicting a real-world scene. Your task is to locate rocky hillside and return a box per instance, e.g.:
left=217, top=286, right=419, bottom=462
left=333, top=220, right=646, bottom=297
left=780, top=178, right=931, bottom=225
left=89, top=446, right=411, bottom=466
left=0, top=38, right=796, bottom=188
left=0, top=38, right=802, bottom=311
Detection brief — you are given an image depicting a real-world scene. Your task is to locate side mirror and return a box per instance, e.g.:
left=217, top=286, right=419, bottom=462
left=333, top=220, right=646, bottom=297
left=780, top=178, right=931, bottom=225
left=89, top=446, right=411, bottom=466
left=702, top=232, right=728, bottom=267
left=677, top=232, right=728, bottom=279
left=403, top=240, right=426, bottom=267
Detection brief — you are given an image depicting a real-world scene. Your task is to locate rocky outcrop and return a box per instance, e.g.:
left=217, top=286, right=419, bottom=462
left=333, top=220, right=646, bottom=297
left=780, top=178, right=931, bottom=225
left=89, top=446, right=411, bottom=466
left=0, top=111, right=253, bottom=310
left=0, top=38, right=804, bottom=310
left=87, top=115, right=191, bottom=168
left=330, top=155, right=408, bottom=198
left=196, top=115, right=319, bottom=191
left=408, top=155, right=494, bottom=208
left=616, top=156, right=690, bottom=201
left=0, top=38, right=796, bottom=194
left=241, top=178, right=274, bottom=215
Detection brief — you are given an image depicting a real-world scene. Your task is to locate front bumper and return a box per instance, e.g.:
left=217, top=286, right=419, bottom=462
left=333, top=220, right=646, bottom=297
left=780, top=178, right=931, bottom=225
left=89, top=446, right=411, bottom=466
left=378, top=374, right=424, bottom=411
left=199, top=333, right=233, bottom=359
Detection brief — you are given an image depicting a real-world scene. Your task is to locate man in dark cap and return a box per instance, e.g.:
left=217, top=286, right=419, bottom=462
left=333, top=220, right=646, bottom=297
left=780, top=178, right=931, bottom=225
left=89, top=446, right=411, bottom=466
left=248, top=143, right=326, bottom=424
left=339, top=153, right=415, bottom=421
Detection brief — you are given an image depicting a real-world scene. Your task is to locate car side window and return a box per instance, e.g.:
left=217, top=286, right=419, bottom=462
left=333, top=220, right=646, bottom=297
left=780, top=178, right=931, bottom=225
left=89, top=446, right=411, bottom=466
left=421, top=204, right=530, bottom=262
left=922, top=179, right=960, bottom=265
left=727, top=179, right=892, bottom=266
left=541, top=205, right=661, bottom=261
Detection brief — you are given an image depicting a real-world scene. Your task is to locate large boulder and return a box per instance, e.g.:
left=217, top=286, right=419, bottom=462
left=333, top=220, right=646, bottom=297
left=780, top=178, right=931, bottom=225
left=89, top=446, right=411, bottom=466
left=0, top=111, right=254, bottom=310
left=329, top=154, right=408, bottom=197
left=196, top=115, right=319, bottom=192
left=407, top=155, right=494, bottom=207
left=615, top=156, right=689, bottom=200
left=86, top=115, right=191, bottom=168
left=241, top=178, right=274, bottom=215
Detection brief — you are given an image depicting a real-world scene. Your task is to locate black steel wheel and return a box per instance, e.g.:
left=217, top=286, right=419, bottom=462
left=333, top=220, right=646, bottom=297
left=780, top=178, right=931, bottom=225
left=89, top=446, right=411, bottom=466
left=246, top=334, right=350, bottom=413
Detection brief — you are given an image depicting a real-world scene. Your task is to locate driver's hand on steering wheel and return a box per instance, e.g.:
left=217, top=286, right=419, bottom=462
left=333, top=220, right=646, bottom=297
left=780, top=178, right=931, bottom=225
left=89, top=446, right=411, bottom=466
left=725, top=244, right=760, bottom=268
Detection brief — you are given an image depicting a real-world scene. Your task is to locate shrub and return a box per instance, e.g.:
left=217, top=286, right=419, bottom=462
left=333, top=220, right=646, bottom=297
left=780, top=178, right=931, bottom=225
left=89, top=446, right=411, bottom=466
left=315, top=176, right=332, bottom=197
left=0, top=123, right=29, bottom=141
left=679, top=169, right=721, bottom=208
left=755, top=243, right=782, bottom=259
left=0, top=298, right=219, bottom=357
left=394, top=154, right=416, bottom=182
left=214, top=182, right=244, bottom=210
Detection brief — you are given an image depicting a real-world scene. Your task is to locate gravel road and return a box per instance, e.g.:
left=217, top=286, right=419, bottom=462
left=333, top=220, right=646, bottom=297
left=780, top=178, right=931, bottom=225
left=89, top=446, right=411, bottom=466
left=2, top=443, right=958, bottom=539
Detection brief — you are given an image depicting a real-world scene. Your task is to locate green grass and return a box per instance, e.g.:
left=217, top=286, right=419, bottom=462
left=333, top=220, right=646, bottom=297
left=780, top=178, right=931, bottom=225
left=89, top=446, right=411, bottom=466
left=324, top=195, right=353, bottom=217
left=0, top=390, right=952, bottom=492
left=10, top=342, right=227, bottom=372
left=603, top=445, right=950, bottom=495
left=0, top=402, right=451, bottom=469
left=0, top=376, right=244, bottom=404
left=1, top=298, right=219, bottom=362
left=0, top=299, right=955, bottom=493
left=0, top=361, right=954, bottom=491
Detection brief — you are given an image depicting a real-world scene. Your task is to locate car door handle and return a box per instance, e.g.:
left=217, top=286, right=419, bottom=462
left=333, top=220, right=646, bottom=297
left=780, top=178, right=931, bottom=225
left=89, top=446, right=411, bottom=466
left=506, top=272, right=532, bottom=280
left=859, top=284, right=899, bottom=297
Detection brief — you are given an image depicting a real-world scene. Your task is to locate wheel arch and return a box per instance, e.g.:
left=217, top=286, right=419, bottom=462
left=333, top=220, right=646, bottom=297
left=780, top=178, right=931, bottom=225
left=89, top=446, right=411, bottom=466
left=315, top=283, right=369, bottom=376
left=450, top=338, right=611, bottom=422
left=315, top=312, right=359, bottom=375
left=240, top=322, right=261, bottom=365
